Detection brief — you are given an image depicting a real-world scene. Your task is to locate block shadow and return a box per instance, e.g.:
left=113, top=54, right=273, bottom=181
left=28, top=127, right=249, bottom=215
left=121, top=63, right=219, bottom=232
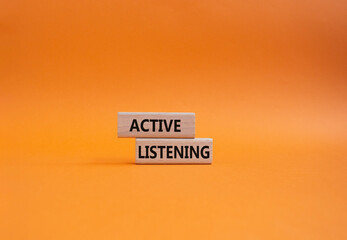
left=83, top=158, right=135, bottom=166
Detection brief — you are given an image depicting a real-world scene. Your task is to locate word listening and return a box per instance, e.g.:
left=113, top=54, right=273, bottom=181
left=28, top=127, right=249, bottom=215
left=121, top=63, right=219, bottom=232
left=138, top=145, right=210, bottom=159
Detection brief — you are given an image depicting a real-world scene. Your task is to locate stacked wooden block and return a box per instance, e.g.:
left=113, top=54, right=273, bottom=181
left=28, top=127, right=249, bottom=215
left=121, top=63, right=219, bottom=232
left=117, top=112, right=213, bottom=164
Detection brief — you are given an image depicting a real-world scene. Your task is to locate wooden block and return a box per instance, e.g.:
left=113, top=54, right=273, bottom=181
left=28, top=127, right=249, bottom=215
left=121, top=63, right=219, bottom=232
left=136, top=138, right=213, bottom=164
left=117, top=112, right=195, bottom=138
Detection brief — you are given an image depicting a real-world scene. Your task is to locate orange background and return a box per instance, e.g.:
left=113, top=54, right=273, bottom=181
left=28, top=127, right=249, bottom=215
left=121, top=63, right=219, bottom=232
left=1, top=0, right=346, bottom=239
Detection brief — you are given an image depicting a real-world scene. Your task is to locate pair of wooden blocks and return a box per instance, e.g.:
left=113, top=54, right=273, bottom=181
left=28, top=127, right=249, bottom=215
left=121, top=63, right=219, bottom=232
left=117, top=112, right=213, bottom=164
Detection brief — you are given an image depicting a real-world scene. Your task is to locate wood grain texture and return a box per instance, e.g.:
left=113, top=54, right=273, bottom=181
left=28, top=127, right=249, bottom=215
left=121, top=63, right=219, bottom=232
left=117, top=112, right=195, bottom=138
left=136, top=138, right=213, bottom=164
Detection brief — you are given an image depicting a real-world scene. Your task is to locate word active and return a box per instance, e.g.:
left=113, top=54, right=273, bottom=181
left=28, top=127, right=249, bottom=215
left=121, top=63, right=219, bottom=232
left=130, top=119, right=181, bottom=132
left=118, top=112, right=195, bottom=138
